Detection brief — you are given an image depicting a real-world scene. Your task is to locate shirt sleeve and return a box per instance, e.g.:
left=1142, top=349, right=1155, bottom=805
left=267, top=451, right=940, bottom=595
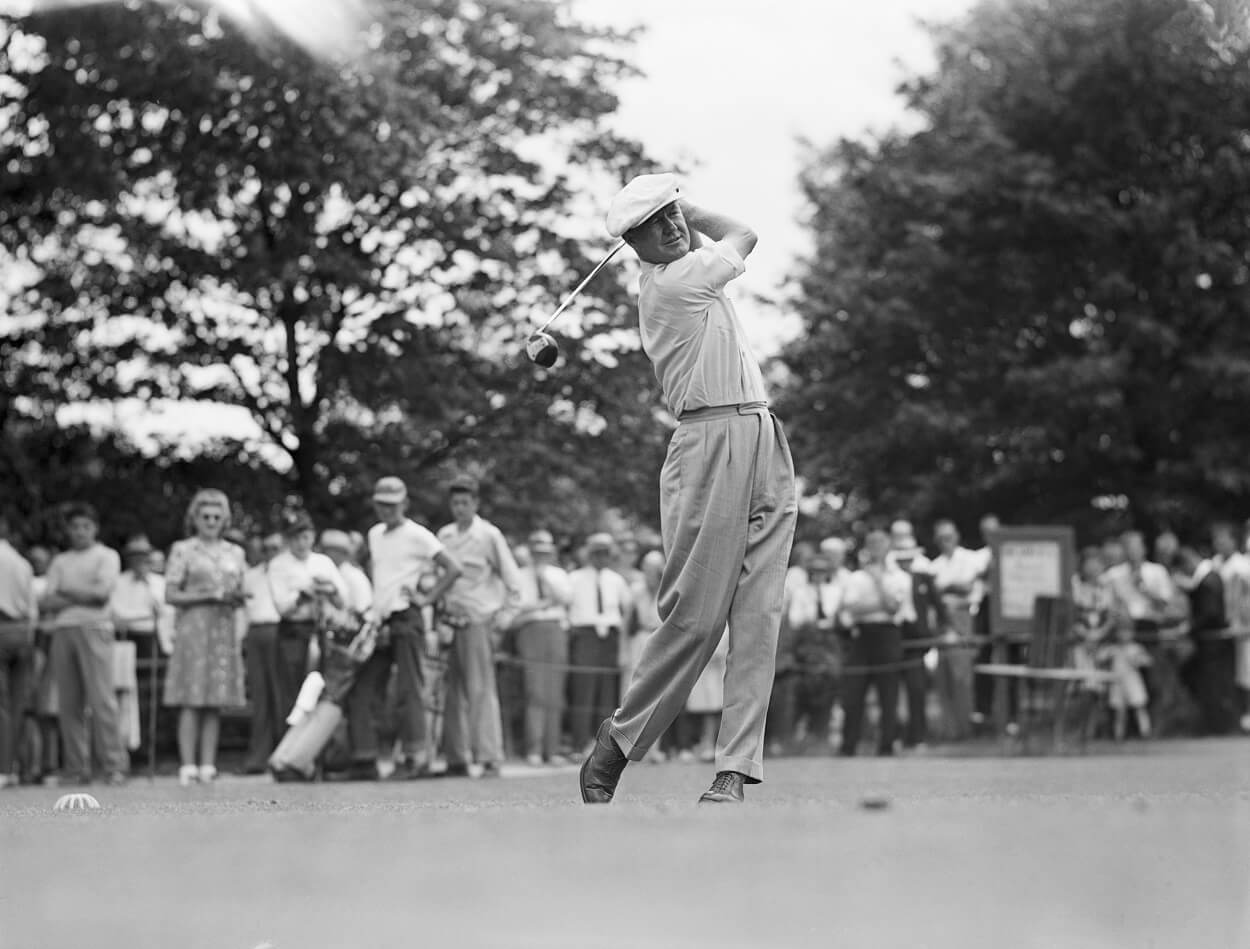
left=651, top=240, right=746, bottom=313
left=14, top=556, right=36, bottom=621
left=841, top=573, right=868, bottom=611
left=316, top=554, right=350, bottom=603
left=418, top=523, right=446, bottom=557
left=615, top=572, right=635, bottom=613
left=99, top=548, right=122, bottom=597
left=267, top=555, right=303, bottom=617
left=165, top=541, right=189, bottom=591
left=490, top=527, right=523, bottom=606
left=543, top=567, right=573, bottom=607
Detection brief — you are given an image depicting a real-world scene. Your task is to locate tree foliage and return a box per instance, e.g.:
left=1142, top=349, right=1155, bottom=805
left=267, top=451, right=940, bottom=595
left=1, top=0, right=670, bottom=537
left=781, top=0, right=1250, bottom=539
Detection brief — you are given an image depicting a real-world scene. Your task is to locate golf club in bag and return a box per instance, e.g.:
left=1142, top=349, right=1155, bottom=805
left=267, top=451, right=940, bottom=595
left=268, top=604, right=380, bottom=782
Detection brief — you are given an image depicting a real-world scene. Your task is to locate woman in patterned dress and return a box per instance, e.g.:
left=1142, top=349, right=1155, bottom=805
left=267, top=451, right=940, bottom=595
left=163, top=490, right=247, bottom=785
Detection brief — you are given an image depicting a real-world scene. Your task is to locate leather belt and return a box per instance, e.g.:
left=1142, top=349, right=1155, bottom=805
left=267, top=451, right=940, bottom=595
left=678, top=401, right=768, bottom=423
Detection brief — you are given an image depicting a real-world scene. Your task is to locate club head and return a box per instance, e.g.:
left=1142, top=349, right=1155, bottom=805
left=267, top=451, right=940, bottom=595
left=526, top=331, right=560, bottom=368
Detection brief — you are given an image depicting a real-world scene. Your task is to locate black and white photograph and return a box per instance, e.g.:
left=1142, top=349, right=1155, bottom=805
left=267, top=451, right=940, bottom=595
left=1, top=0, right=1249, bottom=946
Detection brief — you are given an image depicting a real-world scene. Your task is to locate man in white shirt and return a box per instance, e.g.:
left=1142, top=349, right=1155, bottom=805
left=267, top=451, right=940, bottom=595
left=972, top=513, right=1008, bottom=729
left=1103, top=530, right=1187, bottom=733
left=267, top=510, right=348, bottom=736
left=108, top=536, right=166, bottom=641
left=513, top=530, right=573, bottom=766
left=40, top=503, right=127, bottom=785
left=889, top=520, right=944, bottom=749
left=1210, top=522, right=1250, bottom=731
left=239, top=532, right=286, bottom=773
left=793, top=544, right=852, bottom=751
left=356, top=477, right=461, bottom=780
left=579, top=175, right=797, bottom=807
left=567, top=533, right=634, bottom=758
left=0, top=516, right=37, bottom=787
left=795, top=542, right=855, bottom=750
left=929, top=520, right=982, bottom=741
left=437, top=476, right=521, bottom=778
left=1102, top=531, right=1176, bottom=625
left=839, top=529, right=912, bottom=756
left=320, top=530, right=373, bottom=617
left=107, top=536, right=166, bottom=761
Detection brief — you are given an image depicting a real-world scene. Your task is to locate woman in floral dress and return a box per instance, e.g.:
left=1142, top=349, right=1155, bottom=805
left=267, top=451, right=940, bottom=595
left=163, top=490, right=247, bottom=785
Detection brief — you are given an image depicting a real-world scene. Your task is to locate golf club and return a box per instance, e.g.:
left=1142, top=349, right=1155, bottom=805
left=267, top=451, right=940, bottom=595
left=526, top=238, right=628, bottom=366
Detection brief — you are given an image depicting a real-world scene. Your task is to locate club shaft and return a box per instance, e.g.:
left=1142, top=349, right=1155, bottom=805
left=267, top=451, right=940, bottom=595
left=534, top=239, right=628, bottom=335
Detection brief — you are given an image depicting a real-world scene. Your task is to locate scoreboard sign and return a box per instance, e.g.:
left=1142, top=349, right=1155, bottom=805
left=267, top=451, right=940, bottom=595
left=988, top=526, right=1076, bottom=638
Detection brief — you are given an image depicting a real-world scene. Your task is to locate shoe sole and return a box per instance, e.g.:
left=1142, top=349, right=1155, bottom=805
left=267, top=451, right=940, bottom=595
left=578, top=754, right=595, bottom=803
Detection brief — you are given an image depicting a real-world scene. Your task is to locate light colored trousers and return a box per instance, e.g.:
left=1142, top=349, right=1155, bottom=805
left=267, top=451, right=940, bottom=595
left=51, top=626, right=128, bottom=777
left=442, top=617, right=505, bottom=766
left=609, top=407, right=797, bottom=783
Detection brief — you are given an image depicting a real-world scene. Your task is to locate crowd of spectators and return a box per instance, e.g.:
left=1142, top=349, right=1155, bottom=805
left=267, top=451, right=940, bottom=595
left=1, top=486, right=1248, bottom=787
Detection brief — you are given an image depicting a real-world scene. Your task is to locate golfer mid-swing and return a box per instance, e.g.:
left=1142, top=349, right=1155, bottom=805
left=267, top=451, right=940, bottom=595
left=580, top=173, right=797, bottom=804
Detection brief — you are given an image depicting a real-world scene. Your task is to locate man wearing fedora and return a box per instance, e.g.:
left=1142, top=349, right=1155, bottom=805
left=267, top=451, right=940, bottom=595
left=567, top=533, right=634, bottom=759
left=361, top=476, right=462, bottom=780
left=578, top=175, right=796, bottom=804
left=107, top=535, right=166, bottom=758
left=512, top=530, right=573, bottom=766
left=268, top=510, right=348, bottom=732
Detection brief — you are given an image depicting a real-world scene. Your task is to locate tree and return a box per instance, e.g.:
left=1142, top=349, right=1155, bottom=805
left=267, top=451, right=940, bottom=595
left=780, top=0, right=1250, bottom=539
left=0, top=419, right=290, bottom=550
left=1, top=0, right=670, bottom=534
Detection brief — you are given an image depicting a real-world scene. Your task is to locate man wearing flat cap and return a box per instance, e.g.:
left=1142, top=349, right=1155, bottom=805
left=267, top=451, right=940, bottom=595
left=580, top=175, right=797, bottom=804
left=359, top=476, right=462, bottom=780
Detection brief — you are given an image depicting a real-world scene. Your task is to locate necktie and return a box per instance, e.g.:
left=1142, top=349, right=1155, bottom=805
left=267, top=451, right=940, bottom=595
left=816, top=585, right=826, bottom=620
left=535, top=567, right=548, bottom=603
left=596, top=569, right=605, bottom=615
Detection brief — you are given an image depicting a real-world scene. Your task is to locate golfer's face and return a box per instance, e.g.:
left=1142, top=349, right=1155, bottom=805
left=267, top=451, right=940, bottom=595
left=628, top=203, right=690, bottom=264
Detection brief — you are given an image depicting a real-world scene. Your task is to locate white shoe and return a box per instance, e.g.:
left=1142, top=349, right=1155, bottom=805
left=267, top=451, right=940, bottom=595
left=178, top=764, right=199, bottom=787
left=676, top=750, right=696, bottom=764
left=1240, top=714, right=1250, bottom=733
left=198, top=764, right=218, bottom=783
left=526, top=754, right=544, bottom=768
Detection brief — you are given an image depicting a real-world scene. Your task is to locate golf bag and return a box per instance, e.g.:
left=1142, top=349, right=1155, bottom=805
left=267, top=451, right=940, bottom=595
left=269, top=608, right=379, bottom=782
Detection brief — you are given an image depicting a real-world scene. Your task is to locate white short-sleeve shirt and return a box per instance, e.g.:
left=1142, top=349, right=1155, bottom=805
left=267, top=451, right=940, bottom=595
left=368, top=519, right=444, bottom=619
left=637, top=240, right=769, bottom=417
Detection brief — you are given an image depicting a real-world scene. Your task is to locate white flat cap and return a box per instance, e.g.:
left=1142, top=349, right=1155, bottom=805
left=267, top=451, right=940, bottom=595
left=605, top=172, right=680, bottom=238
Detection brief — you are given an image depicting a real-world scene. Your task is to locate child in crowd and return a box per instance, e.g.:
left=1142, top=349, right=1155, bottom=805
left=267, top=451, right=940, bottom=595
left=1098, top=616, right=1153, bottom=741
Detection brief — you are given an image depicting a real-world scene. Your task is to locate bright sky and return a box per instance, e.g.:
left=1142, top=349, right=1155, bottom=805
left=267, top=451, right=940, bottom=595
left=572, top=0, right=977, bottom=355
